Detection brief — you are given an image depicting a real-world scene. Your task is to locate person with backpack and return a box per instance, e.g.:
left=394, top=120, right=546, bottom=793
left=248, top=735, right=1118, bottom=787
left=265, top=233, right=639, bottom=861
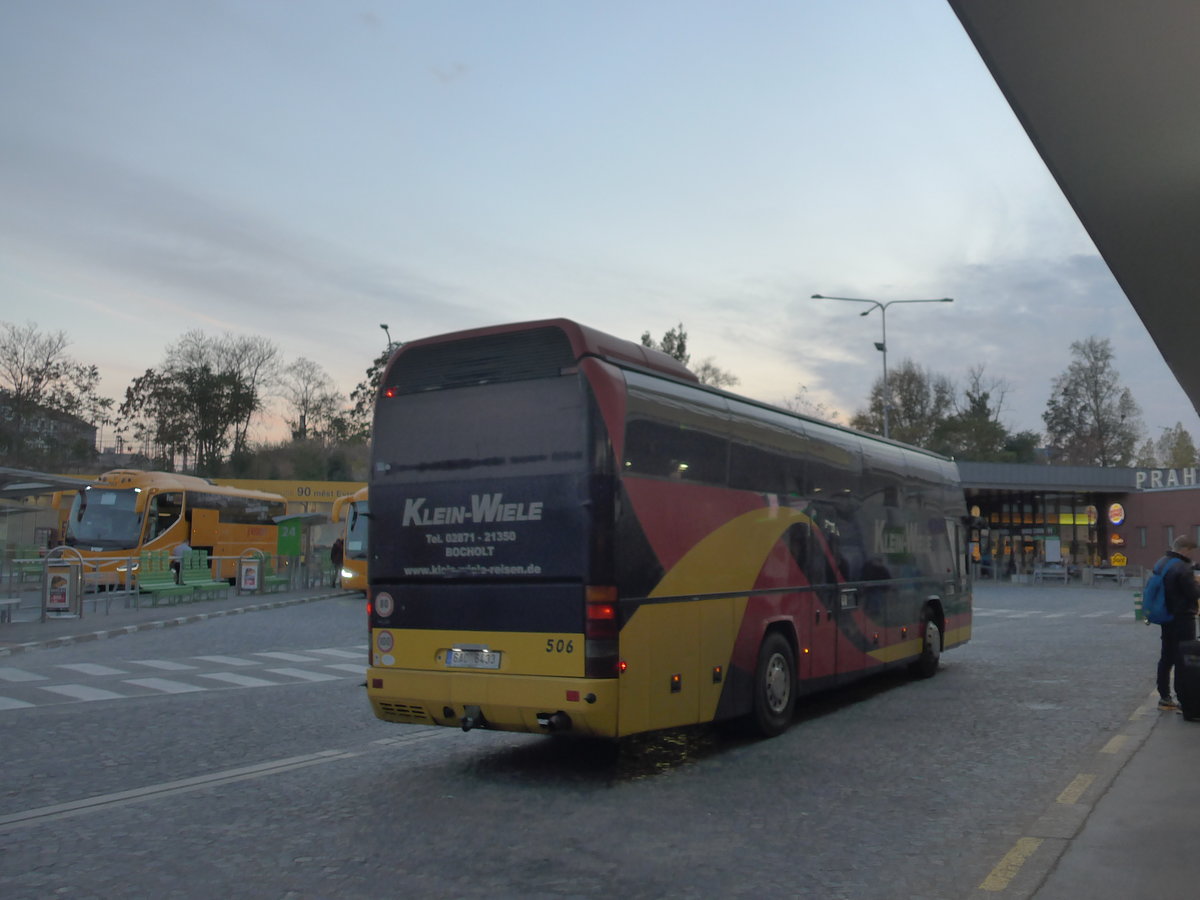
left=1153, top=535, right=1200, bottom=711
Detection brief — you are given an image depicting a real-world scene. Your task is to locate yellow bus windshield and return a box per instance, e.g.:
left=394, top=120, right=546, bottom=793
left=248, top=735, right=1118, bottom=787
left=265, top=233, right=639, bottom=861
left=66, top=489, right=145, bottom=550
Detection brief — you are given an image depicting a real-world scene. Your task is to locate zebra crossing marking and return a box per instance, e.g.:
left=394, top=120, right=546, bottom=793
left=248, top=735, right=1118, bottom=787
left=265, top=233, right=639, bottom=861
left=130, top=659, right=198, bottom=671
left=124, top=677, right=207, bottom=694
left=40, top=684, right=125, bottom=702
left=267, top=667, right=341, bottom=682
left=57, top=663, right=128, bottom=677
left=193, top=655, right=257, bottom=666
left=197, top=672, right=279, bottom=688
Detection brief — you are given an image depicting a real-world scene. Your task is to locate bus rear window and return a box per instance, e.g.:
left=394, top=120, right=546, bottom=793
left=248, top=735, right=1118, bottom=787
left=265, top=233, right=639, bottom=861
left=374, top=377, right=588, bottom=485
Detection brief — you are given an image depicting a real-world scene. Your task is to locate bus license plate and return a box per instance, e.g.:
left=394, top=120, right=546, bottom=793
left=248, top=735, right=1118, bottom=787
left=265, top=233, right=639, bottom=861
left=446, top=649, right=501, bottom=669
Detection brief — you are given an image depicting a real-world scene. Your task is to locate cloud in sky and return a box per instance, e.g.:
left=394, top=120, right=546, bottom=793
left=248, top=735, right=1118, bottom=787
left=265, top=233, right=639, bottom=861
left=1, top=0, right=1194, bottom=447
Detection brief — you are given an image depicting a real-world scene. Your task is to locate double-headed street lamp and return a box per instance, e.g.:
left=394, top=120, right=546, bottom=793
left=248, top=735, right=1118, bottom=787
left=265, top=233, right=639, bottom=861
left=811, top=293, right=953, bottom=439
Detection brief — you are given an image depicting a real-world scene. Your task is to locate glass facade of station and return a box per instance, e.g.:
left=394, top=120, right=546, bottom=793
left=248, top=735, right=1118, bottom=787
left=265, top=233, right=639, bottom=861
left=964, top=489, right=1116, bottom=578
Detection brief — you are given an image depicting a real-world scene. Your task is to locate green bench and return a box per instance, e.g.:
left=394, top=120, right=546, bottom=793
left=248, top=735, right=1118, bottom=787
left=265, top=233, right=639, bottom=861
left=10, top=546, right=43, bottom=583
left=261, top=558, right=290, bottom=593
left=179, top=549, right=230, bottom=601
left=137, top=552, right=194, bottom=607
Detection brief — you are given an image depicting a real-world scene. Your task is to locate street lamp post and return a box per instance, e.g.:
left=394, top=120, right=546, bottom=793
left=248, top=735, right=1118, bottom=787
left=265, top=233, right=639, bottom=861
left=380, top=323, right=392, bottom=349
left=811, top=294, right=953, bottom=439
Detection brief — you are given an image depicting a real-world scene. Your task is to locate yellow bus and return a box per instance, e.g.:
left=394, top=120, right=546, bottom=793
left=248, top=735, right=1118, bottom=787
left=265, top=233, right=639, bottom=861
left=331, top=486, right=368, bottom=592
left=60, top=469, right=288, bottom=584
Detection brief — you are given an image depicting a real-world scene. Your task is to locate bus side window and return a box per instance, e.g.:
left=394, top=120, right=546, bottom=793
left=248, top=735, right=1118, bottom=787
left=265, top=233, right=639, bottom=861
left=625, top=418, right=728, bottom=485
left=148, top=492, right=183, bottom=540
left=786, top=521, right=819, bottom=581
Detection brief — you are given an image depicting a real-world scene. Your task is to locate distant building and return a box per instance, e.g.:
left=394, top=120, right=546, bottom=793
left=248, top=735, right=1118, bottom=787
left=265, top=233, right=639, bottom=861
left=0, top=392, right=97, bottom=461
left=958, top=461, right=1200, bottom=579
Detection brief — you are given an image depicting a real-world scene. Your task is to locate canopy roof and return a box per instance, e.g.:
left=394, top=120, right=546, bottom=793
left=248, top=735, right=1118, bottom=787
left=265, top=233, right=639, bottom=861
left=0, top=466, right=89, bottom=502
left=950, top=1, right=1200, bottom=414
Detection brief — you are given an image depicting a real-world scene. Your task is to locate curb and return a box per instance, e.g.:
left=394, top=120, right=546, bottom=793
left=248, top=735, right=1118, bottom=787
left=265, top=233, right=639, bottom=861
left=965, top=692, right=1162, bottom=899
left=0, top=590, right=358, bottom=657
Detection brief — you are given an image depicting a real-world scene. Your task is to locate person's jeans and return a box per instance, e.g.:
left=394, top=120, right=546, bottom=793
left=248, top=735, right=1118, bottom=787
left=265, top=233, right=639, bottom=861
left=1158, top=614, right=1198, bottom=699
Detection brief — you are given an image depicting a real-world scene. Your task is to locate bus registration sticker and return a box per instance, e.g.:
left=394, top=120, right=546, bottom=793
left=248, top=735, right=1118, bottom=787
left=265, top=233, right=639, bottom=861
left=446, top=649, right=501, bottom=670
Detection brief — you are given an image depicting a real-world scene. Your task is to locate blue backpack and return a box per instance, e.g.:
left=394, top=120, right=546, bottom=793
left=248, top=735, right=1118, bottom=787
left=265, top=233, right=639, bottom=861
left=1143, top=558, right=1179, bottom=625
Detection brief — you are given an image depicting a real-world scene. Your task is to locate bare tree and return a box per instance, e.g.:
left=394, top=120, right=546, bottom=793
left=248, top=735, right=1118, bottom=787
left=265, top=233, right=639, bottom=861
left=215, top=334, right=279, bottom=453
left=781, top=384, right=840, bottom=423
left=0, top=320, right=113, bottom=464
left=279, top=357, right=343, bottom=441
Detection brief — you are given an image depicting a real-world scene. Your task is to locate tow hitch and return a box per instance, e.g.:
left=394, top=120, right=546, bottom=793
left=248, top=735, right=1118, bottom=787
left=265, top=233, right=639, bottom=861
left=460, top=705, right=487, bottom=732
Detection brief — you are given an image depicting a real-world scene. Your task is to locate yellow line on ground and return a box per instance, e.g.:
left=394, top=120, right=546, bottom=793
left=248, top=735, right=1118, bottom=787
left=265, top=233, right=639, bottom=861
left=1056, top=773, right=1095, bottom=805
left=979, top=837, right=1043, bottom=892
left=1100, top=735, right=1128, bottom=754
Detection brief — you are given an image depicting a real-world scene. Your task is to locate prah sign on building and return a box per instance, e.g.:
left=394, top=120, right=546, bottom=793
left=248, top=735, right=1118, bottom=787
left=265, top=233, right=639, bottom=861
left=1135, top=468, right=1200, bottom=490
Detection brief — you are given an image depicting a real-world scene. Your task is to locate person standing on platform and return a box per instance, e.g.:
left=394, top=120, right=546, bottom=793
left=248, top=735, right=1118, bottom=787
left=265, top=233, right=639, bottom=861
left=1155, top=535, right=1200, bottom=711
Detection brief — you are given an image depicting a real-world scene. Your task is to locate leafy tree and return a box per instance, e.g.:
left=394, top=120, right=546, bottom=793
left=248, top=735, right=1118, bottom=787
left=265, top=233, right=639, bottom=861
left=1042, top=337, right=1141, bottom=466
left=999, top=431, right=1042, bottom=464
left=174, top=332, right=279, bottom=456
left=1155, top=422, right=1197, bottom=468
left=119, top=368, right=191, bottom=468
left=119, top=363, right=255, bottom=474
left=928, top=366, right=1014, bottom=460
left=349, top=340, right=403, bottom=441
left=640, top=324, right=689, bottom=364
left=117, top=332, right=267, bottom=474
left=640, top=324, right=737, bottom=386
left=1134, top=438, right=1159, bottom=468
left=0, top=320, right=113, bottom=465
left=850, top=359, right=954, bottom=447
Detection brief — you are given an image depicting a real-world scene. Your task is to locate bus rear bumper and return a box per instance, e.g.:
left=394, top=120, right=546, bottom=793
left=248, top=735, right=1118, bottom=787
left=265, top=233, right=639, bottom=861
left=366, top=667, right=620, bottom=738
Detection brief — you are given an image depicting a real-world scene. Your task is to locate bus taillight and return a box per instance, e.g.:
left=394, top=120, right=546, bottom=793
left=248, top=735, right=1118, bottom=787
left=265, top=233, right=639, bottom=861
left=585, top=585, right=619, bottom=677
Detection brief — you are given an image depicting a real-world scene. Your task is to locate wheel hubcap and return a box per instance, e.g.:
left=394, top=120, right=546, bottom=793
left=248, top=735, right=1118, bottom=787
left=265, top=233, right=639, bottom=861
left=765, top=652, right=790, bottom=712
left=925, top=621, right=942, bottom=662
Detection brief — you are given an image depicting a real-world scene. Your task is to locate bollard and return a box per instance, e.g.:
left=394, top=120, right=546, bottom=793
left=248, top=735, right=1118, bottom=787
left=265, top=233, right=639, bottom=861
left=1133, top=591, right=1144, bottom=623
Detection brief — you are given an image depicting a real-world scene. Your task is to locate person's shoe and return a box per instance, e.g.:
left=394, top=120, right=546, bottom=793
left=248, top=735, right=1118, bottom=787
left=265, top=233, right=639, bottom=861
left=1158, top=696, right=1180, bottom=711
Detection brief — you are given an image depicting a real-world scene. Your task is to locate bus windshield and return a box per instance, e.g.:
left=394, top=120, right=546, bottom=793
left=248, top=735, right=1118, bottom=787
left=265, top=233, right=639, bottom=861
left=346, top=501, right=369, bottom=560
left=66, top=489, right=144, bottom=549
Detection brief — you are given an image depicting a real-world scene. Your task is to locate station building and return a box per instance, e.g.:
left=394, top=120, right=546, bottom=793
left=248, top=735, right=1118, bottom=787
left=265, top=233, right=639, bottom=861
left=959, top=462, right=1200, bottom=580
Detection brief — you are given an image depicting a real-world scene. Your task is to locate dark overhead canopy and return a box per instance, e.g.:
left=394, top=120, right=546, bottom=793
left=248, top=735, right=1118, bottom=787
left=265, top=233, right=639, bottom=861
left=949, top=1, right=1200, bottom=415
left=0, top=467, right=90, bottom=501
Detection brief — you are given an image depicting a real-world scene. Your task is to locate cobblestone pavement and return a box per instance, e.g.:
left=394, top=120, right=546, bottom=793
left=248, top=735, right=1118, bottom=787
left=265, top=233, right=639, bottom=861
left=0, top=581, right=1177, bottom=899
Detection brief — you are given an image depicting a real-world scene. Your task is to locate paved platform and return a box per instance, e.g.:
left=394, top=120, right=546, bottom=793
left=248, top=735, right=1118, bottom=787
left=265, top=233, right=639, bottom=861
left=4, top=580, right=1198, bottom=899
left=0, top=582, right=360, bottom=656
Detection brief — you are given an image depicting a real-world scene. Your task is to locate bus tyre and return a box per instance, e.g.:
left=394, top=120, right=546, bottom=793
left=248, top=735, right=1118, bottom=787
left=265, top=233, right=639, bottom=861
left=752, top=632, right=796, bottom=737
left=911, top=614, right=941, bottom=679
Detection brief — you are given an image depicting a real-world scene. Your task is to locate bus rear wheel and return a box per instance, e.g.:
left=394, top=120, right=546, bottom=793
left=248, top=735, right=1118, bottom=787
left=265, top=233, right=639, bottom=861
left=911, top=613, right=942, bottom=679
left=751, top=631, right=796, bottom=737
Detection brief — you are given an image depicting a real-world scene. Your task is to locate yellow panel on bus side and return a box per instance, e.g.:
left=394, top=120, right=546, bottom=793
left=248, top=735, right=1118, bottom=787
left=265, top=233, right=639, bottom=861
left=190, top=508, right=220, bottom=548
left=377, top=628, right=586, bottom=678
left=616, top=596, right=745, bottom=736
